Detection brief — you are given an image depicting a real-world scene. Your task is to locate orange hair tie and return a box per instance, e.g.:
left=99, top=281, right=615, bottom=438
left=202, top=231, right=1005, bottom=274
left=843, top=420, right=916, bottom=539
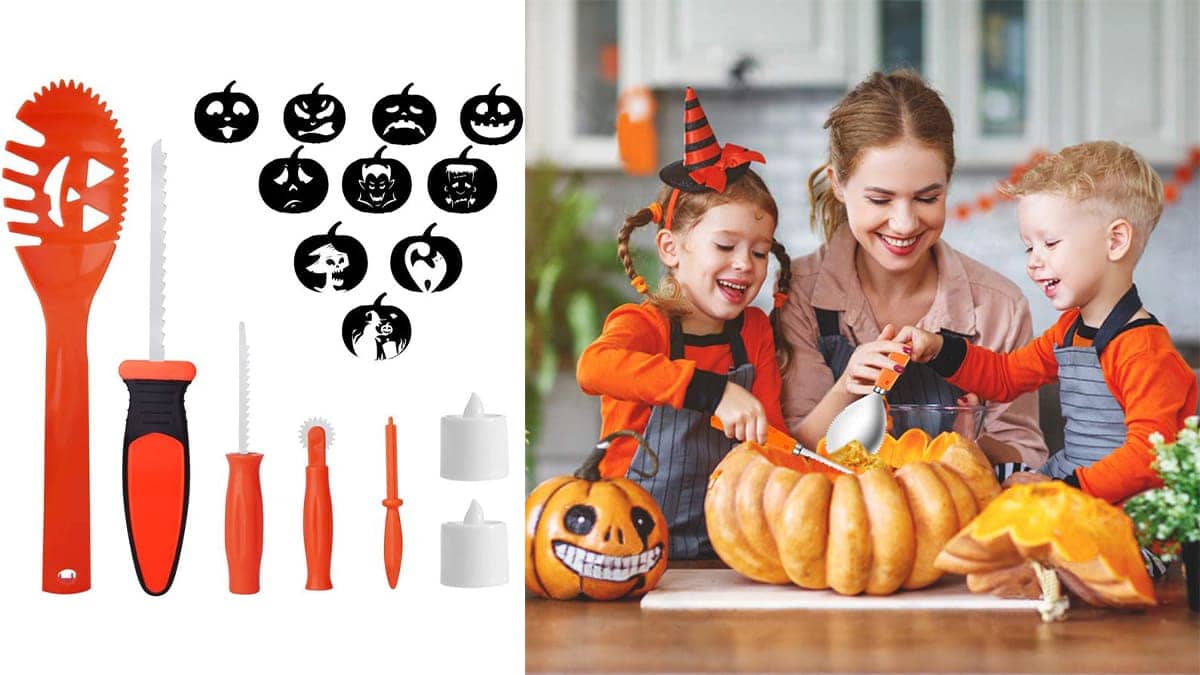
left=647, top=202, right=663, bottom=224
left=773, top=292, right=788, bottom=308
left=631, top=275, right=649, bottom=294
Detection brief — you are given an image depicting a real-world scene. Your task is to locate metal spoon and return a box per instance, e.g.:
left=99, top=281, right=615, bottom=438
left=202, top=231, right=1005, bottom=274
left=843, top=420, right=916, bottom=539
left=826, top=352, right=910, bottom=455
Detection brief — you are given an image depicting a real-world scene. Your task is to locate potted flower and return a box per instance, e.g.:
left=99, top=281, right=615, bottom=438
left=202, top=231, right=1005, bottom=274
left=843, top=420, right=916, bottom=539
left=1124, top=416, right=1200, bottom=612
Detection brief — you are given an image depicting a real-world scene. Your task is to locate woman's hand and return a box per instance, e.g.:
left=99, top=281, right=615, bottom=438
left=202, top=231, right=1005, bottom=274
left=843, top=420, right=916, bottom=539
left=1002, top=471, right=1050, bottom=488
left=836, top=323, right=912, bottom=397
left=895, top=324, right=944, bottom=363
left=714, top=381, right=769, bottom=445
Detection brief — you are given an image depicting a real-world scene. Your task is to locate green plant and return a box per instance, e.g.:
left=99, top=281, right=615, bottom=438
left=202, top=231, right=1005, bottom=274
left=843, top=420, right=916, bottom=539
left=1124, top=416, right=1200, bottom=561
left=525, top=163, right=650, bottom=491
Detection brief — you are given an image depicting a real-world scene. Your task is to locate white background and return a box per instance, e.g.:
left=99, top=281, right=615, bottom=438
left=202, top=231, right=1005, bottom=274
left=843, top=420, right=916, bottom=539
left=0, top=1, right=525, bottom=672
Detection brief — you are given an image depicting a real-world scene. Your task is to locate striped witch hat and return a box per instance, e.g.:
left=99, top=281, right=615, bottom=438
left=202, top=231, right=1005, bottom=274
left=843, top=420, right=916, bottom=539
left=659, top=87, right=764, bottom=194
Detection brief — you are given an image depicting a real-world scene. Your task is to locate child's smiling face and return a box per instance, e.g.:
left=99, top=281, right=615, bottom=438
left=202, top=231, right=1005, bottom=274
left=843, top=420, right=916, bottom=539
left=835, top=137, right=949, bottom=274
left=660, top=201, right=776, bottom=333
left=1018, top=193, right=1111, bottom=313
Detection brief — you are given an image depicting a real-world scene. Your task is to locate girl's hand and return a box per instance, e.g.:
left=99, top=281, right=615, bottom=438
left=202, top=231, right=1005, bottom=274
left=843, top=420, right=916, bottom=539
left=1002, top=471, right=1050, bottom=488
left=836, top=324, right=912, bottom=397
left=895, top=325, right=944, bottom=363
left=714, top=381, right=769, bottom=445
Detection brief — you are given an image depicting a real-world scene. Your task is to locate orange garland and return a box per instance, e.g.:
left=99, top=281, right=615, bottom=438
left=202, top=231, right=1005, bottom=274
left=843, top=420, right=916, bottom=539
left=951, top=145, right=1200, bottom=222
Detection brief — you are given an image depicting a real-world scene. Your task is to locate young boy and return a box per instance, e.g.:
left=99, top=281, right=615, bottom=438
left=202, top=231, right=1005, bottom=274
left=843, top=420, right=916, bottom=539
left=899, top=141, right=1197, bottom=508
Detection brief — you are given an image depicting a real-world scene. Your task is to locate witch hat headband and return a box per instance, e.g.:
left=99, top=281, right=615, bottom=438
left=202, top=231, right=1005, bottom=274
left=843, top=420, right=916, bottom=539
left=655, top=87, right=765, bottom=230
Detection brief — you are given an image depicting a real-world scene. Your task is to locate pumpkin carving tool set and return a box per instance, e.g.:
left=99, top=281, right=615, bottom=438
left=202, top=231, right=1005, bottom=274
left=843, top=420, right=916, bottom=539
left=301, top=417, right=335, bottom=590
left=118, top=140, right=195, bottom=595
left=4, top=80, right=128, bottom=593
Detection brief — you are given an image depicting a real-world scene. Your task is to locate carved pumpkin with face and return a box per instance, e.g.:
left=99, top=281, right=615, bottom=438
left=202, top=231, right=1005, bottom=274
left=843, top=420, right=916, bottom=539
left=259, top=146, right=329, bottom=213
left=194, top=81, right=258, bottom=143
left=372, top=83, right=437, bottom=145
left=525, top=431, right=669, bottom=600
left=284, top=83, right=346, bottom=143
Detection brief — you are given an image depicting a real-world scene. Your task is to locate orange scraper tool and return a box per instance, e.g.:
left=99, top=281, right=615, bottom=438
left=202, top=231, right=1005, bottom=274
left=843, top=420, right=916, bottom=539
left=302, top=419, right=334, bottom=590
left=4, top=81, right=128, bottom=593
left=383, top=417, right=404, bottom=588
left=119, top=141, right=194, bottom=595
left=225, top=322, right=264, bottom=594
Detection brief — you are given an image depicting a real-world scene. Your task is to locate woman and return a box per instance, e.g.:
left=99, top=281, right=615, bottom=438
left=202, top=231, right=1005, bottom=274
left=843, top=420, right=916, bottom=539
left=782, top=70, right=1047, bottom=476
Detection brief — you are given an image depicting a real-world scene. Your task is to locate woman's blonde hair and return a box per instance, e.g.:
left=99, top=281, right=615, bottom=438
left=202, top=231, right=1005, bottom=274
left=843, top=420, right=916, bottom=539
left=809, top=70, right=956, bottom=241
left=618, top=170, right=794, bottom=368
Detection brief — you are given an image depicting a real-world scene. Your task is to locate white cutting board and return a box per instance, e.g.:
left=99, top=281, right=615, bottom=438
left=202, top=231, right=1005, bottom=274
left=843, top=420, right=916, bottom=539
left=641, top=569, right=1042, bottom=611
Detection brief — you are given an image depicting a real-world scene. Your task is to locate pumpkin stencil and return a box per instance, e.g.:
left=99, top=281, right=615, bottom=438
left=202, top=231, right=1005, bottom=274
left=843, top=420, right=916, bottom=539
left=460, top=83, right=523, bottom=145
left=372, top=83, right=437, bottom=145
left=194, top=81, right=258, bottom=143
left=342, top=293, right=411, bottom=360
left=294, top=222, right=367, bottom=293
left=391, top=223, right=462, bottom=293
left=526, top=430, right=669, bottom=600
left=341, top=146, right=412, bottom=213
left=259, top=146, right=328, bottom=213
left=284, top=83, right=346, bottom=143
left=428, top=146, right=497, bottom=213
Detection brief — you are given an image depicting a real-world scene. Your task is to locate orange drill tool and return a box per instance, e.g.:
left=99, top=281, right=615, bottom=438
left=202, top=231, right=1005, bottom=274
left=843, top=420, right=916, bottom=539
left=383, top=417, right=404, bottom=588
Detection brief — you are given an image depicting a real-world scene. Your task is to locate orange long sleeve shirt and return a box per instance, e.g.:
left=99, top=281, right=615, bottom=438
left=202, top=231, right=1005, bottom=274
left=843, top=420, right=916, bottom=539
left=577, top=303, right=786, bottom=477
left=931, top=309, right=1197, bottom=503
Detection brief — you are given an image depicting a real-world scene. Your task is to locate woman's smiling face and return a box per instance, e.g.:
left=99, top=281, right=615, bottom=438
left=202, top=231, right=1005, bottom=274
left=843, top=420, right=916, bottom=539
left=833, top=137, right=949, bottom=274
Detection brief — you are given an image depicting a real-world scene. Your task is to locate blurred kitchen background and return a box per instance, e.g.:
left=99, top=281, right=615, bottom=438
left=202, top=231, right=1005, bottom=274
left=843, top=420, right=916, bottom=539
left=525, top=0, right=1200, bottom=488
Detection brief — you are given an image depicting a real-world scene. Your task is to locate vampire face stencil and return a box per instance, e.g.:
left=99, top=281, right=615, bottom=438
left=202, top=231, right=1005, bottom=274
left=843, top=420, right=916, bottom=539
left=341, top=146, right=412, bottom=214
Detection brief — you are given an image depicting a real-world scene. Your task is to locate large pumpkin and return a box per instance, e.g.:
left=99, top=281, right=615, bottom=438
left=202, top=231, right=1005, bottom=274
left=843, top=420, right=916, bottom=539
left=705, top=431, right=1000, bottom=595
left=525, top=431, right=668, bottom=600
left=935, top=481, right=1156, bottom=610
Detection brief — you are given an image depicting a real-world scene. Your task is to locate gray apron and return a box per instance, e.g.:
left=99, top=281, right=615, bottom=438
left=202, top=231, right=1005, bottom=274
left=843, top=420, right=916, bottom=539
left=628, top=314, right=754, bottom=560
left=1036, top=285, right=1167, bottom=578
left=815, top=308, right=1029, bottom=482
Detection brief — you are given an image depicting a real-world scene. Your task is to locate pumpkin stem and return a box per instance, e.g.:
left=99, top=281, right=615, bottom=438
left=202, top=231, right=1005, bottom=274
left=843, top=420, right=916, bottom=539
left=459, top=146, right=473, bottom=160
left=312, top=82, right=325, bottom=95
left=576, top=430, right=658, bottom=481
left=328, top=221, right=342, bottom=235
left=489, top=83, right=502, bottom=96
left=423, top=222, right=438, bottom=237
left=1030, top=561, right=1069, bottom=623
left=290, top=146, right=303, bottom=160
left=224, top=80, right=237, bottom=93
left=373, top=146, right=387, bottom=159
left=401, top=83, right=414, bottom=96
left=374, top=292, right=388, bottom=306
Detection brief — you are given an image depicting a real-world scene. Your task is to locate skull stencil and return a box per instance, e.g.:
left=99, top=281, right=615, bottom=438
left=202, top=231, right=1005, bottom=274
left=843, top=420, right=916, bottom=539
left=293, top=222, right=367, bottom=293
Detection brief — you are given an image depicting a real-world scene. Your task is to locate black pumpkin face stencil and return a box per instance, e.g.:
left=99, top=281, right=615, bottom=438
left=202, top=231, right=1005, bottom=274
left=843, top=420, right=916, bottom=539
left=259, top=146, right=329, bottom=213
left=372, top=83, right=436, bottom=145
left=341, top=146, right=411, bottom=213
left=428, top=146, right=497, bottom=213
left=284, top=83, right=346, bottom=143
left=294, top=222, right=368, bottom=293
left=391, top=223, right=462, bottom=293
left=342, top=293, right=411, bottom=361
left=460, top=84, right=523, bottom=145
left=195, top=81, right=259, bottom=143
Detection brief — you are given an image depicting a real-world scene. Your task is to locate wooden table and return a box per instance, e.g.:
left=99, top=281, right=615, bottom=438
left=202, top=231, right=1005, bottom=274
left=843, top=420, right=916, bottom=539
left=527, top=563, right=1200, bottom=673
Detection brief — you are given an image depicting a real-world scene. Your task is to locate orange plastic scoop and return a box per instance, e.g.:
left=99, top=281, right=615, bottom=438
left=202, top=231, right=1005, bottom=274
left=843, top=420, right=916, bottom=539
left=4, top=81, right=127, bottom=593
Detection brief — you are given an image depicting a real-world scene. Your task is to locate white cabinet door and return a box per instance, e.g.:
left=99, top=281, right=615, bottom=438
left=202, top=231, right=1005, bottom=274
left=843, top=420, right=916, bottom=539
left=631, top=0, right=849, bottom=87
left=1057, top=0, right=1196, bottom=163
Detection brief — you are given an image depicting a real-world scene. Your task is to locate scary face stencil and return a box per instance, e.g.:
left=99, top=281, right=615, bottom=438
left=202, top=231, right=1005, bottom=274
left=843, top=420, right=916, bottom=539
left=284, top=83, right=346, bottom=143
left=341, top=146, right=411, bottom=214
left=427, top=146, right=497, bottom=214
left=293, top=222, right=367, bottom=293
left=460, top=84, right=523, bottom=145
left=342, top=293, right=411, bottom=360
left=259, top=146, right=328, bottom=213
left=194, top=81, right=259, bottom=143
left=391, top=223, right=462, bottom=293
left=372, top=83, right=436, bottom=145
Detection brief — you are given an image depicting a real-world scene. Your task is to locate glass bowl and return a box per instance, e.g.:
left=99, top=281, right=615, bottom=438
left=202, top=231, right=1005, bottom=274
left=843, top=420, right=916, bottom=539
left=887, top=403, right=987, bottom=441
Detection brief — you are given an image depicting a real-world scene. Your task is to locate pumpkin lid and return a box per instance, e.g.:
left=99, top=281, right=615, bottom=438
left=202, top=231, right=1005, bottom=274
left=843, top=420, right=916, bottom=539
left=440, top=392, right=508, bottom=481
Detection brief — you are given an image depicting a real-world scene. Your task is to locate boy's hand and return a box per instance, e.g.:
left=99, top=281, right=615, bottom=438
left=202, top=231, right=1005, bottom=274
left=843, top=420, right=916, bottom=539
left=1002, top=471, right=1050, bottom=488
left=837, top=323, right=912, bottom=397
left=895, top=325, right=944, bottom=363
left=714, top=381, right=768, bottom=445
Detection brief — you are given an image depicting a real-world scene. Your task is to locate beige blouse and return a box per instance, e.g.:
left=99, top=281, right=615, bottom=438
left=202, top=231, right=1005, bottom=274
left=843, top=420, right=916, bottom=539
left=779, top=226, right=1049, bottom=467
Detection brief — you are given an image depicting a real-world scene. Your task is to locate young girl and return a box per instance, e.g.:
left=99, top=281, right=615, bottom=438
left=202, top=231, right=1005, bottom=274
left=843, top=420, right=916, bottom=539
left=577, top=88, right=791, bottom=560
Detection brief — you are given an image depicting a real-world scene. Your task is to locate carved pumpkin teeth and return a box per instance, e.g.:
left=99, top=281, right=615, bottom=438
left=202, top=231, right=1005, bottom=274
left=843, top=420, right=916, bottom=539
left=552, top=541, right=663, bottom=582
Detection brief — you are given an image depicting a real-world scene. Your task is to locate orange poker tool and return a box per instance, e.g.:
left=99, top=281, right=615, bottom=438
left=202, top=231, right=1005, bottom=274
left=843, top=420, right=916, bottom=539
left=383, top=417, right=404, bottom=588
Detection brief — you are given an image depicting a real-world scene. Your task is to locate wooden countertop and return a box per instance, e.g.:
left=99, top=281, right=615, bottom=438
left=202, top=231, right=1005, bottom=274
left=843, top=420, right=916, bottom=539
left=526, top=563, right=1200, bottom=673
